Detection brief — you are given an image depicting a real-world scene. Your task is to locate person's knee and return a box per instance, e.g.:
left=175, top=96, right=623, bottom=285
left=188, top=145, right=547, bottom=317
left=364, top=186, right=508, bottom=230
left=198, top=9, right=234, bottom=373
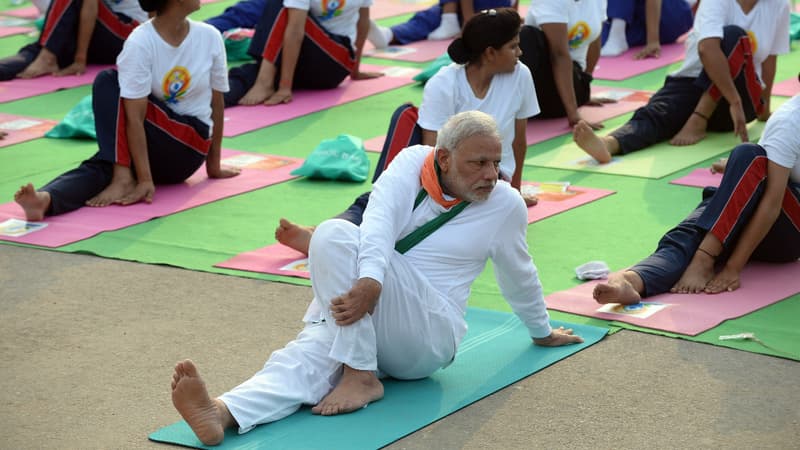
left=309, top=219, right=359, bottom=258
left=728, top=142, right=765, bottom=166
left=93, top=68, right=119, bottom=92
left=720, top=25, right=748, bottom=53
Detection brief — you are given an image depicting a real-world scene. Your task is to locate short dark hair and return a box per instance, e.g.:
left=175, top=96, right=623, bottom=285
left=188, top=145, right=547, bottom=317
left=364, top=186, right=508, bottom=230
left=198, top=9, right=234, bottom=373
left=139, top=0, right=168, bottom=13
left=447, top=8, right=522, bottom=65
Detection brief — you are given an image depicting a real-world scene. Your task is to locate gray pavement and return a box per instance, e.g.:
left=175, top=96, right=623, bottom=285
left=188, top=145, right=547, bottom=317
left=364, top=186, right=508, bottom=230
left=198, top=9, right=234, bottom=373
left=1, top=245, right=798, bottom=449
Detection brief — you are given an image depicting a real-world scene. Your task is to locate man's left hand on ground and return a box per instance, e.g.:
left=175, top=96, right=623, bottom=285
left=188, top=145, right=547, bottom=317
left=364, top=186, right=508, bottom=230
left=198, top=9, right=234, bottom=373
left=532, top=326, right=584, bottom=347
left=330, top=277, right=382, bottom=325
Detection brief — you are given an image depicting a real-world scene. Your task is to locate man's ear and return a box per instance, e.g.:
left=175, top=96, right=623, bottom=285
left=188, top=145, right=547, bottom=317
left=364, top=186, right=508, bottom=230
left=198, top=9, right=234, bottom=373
left=436, top=147, right=452, bottom=172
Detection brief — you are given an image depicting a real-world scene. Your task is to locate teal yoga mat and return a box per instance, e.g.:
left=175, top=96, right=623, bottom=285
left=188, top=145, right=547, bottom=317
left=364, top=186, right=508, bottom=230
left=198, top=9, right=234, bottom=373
left=149, top=309, right=608, bottom=449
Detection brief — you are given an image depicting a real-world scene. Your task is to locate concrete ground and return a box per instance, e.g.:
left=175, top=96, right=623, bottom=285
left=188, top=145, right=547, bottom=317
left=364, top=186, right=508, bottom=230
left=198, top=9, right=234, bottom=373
left=1, top=244, right=798, bottom=449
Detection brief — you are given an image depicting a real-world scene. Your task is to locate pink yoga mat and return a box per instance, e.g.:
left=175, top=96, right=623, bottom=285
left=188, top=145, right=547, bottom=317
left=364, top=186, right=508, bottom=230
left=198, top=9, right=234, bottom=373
left=0, top=150, right=303, bottom=247
left=4, top=6, right=38, bottom=19
left=0, top=112, right=57, bottom=147
left=523, top=182, right=615, bottom=224
left=364, top=88, right=650, bottom=151
left=593, top=41, right=686, bottom=81
left=545, top=261, right=800, bottom=336
left=223, top=65, right=419, bottom=137
left=0, top=65, right=110, bottom=103
left=670, top=168, right=722, bottom=188
left=773, top=77, right=799, bottom=97
left=0, top=25, right=34, bottom=37
left=216, top=243, right=310, bottom=279
left=371, top=0, right=436, bottom=19
left=363, top=39, right=450, bottom=63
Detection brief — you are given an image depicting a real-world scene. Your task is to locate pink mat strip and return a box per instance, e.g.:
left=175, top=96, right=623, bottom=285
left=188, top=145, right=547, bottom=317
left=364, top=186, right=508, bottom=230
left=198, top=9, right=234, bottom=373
left=772, top=77, right=799, bottom=97
left=669, top=168, right=722, bottom=188
left=0, top=112, right=56, bottom=147
left=222, top=65, right=419, bottom=136
left=371, top=0, right=436, bottom=19
left=0, top=65, right=110, bottom=103
left=592, top=41, right=686, bottom=81
left=363, top=38, right=451, bottom=63
left=523, top=182, right=615, bottom=224
left=0, top=150, right=303, bottom=247
left=545, top=261, right=800, bottom=336
left=0, top=26, right=33, bottom=37
left=215, top=243, right=310, bottom=279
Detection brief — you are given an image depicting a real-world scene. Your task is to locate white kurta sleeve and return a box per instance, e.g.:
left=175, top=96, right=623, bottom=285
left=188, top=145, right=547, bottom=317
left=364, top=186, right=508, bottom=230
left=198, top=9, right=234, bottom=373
left=489, top=193, right=552, bottom=339
left=357, top=146, right=428, bottom=284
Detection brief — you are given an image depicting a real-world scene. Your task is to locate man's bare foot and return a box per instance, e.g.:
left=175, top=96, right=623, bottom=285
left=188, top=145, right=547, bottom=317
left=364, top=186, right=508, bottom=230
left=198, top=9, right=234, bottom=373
left=86, top=168, right=136, bottom=207
left=710, top=158, right=728, bottom=174
left=14, top=183, right=50, bottom=221
left=670, top=113, right=707, bottom=146
left=311, top=365, right=383, bottom=416
left=17, top=50, right=59, bottom=79
left=593, top=271, right=643, bottom=305
left=670, top=250, right=716, bottom=293
left=171, top=360, right=230, bottom=446
left=573, top=120, right=613, bottom=163
left=264, top=90, right=292, bottom=106
left=238, top=84, right=274, bottom=105
left=275, top=218, right=315, bottom=255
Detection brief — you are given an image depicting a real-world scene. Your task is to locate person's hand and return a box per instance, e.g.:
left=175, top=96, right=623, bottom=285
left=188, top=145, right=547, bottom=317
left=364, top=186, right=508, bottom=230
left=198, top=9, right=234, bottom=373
left=0, top=131, right=7, bottom=140
left=704, top=265, right=741, bottom=294
left=569, top=114, right=604, bottom=130
left=729, top=102, right=749, bottom=142
left=584, top=97, right=617, bottom=107
left=54, top=61, right=87, bottom=77
left=532, top=326, right=584, bottom=346
left=118, top=180, right=155, bottom=205
left=207, top=164, right=241, bottom=179
left=330, top=277, right=381, bottom=325
left=710, top=157, right=728, bottom=174
left=264, top=87, right=292, bottom=106
left=634, top=42, right=661, bottom=60
left=351, top=71, right=384, bottom=80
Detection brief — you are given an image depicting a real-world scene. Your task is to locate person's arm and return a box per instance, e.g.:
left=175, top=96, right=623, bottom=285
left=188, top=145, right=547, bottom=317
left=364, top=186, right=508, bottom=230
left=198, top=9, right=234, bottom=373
left=705, top=161, right=791, bottom=293
left=757, top=54, right=777, bottom=121
left=510, top=118, right=527, bottom=190
left=56, top=0, right=99, bottom=76
left=206, top=90, right=241, bottom=179
left=635, top=0, right=662, bottom=59
left=459, top=0, right=475, bottom=25
left=271, top=8, right=307, bottom=101
left=584, top=36, right=600, bottom=75
left=421, top=129, right=437, bottom=147
left=351, top=7, right=383, bottom=80
left=697, top=37, right=748, bottom=142
left=118, top=97, right=155, bottom=204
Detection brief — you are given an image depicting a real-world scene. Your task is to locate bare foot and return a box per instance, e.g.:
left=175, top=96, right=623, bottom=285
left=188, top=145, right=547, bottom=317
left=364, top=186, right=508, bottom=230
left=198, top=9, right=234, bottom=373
left=593, top=271, right=643, bottom=305
left=522, top=193, right=538, bottom=207
left=710, top=158, right=728, bottom=174
left=17, top=50, right=59, bottom=79
left=275, top=218, right=315, bottom=255
left=670, top=113, right=707, bottom=146
left=171, top=360, right=228, bottom=446
left=311, top=365, right=383, bottom=416
left=86, top=168, right=136, bottom=207
left=573, top=120, right=612, bottom=163
left=238, top=84, right=274, bottom=105
left=14, top=183, right=50, bottom=221
left=264, top=90, right=292, bottom=106
left=670, top=250, right=715, bottom=294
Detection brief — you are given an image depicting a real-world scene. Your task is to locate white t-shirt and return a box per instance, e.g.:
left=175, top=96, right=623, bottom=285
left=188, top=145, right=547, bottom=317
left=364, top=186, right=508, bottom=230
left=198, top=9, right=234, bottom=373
left=105, top=0, right=148, bottom=24
left=671, top=0, right=790, bottom=80
left=762, top=95, right=800, bottom=183
left=283, top=0, right=372, bottom=49
left=117, top=20, right=229, bottom=131
left=418, top=62, right=540, bottom=178
left=359, top=144, right=553, bottom=341
left=524, top=0, right=607, bottom=71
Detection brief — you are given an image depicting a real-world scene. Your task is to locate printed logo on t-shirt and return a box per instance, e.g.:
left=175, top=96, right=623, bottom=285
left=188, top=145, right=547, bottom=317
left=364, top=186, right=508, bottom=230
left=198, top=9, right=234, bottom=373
left=163, top=66, right=191, bottom=104
left=319, top=0, right=345, bottom=21
left=746, top=30, right=758, bottom=55
left=568, top=21, right=590, bottom=49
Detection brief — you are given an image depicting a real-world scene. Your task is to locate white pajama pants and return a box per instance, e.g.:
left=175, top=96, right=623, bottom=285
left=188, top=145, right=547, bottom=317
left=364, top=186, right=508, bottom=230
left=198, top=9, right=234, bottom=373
left=220, top=219, right=460, bottom=434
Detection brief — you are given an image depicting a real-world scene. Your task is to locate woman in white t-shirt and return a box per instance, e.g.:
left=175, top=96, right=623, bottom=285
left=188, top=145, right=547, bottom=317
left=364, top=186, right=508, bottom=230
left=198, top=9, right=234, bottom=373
left=224, top=0, right=383, bottom=106
left=519, top=0, right=608, bottom=127
left=593, top=93, right=800, bottom=304
left=13, top=0, right=240, bottom=221
left=0, top=0, right=147, bottom=80
left=275, top=8, right=540, bottom=255
left=574, top=0, right=790, bottom=163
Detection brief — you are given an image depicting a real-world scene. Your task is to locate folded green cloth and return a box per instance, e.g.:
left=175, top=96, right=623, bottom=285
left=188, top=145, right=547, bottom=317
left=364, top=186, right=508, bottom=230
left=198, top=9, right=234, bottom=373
left=290, top=134, right=370, bottom=182
left=413, top=53, right=453, bottom=84
left=45, top=94, right=96, bottom=140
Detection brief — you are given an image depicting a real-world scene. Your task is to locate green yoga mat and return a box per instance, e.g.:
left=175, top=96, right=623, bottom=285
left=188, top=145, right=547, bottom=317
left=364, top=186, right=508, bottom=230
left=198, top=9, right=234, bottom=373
left=149, top=310, right=608, bottom=449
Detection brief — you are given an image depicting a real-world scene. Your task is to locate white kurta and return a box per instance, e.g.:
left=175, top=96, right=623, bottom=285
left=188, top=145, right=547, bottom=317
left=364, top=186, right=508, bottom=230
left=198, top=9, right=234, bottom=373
left=221, top=145, right=553, bottom=433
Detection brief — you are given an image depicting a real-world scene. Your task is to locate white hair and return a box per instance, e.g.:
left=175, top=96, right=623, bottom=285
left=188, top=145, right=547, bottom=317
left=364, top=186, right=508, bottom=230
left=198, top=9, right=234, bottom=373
left=436, top=110, right=500, bottom=153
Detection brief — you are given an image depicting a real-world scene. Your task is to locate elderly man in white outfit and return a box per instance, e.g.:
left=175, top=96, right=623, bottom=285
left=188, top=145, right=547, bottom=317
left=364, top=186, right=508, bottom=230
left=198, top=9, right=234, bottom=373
left=169, top=111, right=583, bottom=446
